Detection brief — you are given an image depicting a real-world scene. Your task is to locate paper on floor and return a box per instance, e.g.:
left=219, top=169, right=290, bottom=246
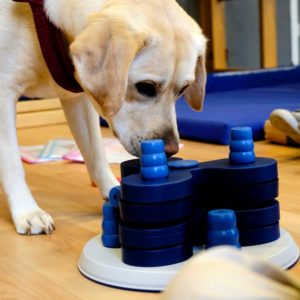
left=20, top=138, right=136, bottom=164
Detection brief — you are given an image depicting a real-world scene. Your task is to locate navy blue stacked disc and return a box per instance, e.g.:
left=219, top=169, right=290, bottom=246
left=120, top=196, right=192, bottom=224
left=122, top=244, right=193, bottom=267
left=239, top=223, right=280, bottom=246
left=120, top=159, right=140, bottom=178
left=120, top=140, right=193, bottom=267
left=235, top=200, right=280, bottom=230
left=119, top=221, right=191, bottom=249
left=192, top=157, right=278, bottom=186
left=122, top=171, right=193, bottom=204
left=192, top=178, right=278, bottom=209
left=234, top=200, right=280, bottom=246
left=168, top=159, right=199, bottom=169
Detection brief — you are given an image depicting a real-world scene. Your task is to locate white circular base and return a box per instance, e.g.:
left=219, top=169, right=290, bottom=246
left=78, top=229, right=299, bottom=291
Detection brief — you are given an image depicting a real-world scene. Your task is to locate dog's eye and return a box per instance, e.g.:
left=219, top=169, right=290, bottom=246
left=135, top=82, right=157, bottom=97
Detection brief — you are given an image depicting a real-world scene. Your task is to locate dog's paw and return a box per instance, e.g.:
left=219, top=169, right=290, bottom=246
left=101, top=176, right=120, bottom=202
left=13, top=209, right=55, bottom=235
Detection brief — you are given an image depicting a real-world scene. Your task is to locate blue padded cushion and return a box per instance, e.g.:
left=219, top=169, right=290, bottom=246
left=177, top=67, right=300, bottom=144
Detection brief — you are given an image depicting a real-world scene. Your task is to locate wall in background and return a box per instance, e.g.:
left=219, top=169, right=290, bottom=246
left=276, top=0, right=291, bottom=66
left=225, top=0, right=291, bottom=68
left=225, top=0, right=260, bottom=68
left=177, top=0, right=293, bottom=69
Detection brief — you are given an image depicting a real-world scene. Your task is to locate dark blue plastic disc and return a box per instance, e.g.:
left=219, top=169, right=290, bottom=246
left=192, top=179, right=278, bottom=209
left=119, top=221, right=190, bottom=249
left=122, top=244, right=193, bottom=267
left=119, top=197, right=192, bottom=224
left=239, top=223, right=280, bottom=246
left=168, top=160, right=199, bottom=169
left=121, top=171, right=193, bottom=203
left=191, top=209, right=207, bottom=245
left=121, top=157, right=278, bottom=186
left=235, top=200, right=280, bottom=229
left=193, top=157, right=278, bottom=185
left=120, top=159, right=140, bottom=178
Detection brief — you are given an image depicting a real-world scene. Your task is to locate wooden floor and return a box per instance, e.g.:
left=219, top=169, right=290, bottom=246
left=1, top=124, right=300, bottom=299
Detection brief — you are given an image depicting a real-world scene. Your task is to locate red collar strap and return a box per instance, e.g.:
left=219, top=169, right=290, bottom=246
left=14, top=0, right=83, bottom=93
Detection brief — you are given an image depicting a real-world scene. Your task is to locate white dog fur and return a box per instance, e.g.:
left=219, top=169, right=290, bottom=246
left=0, top=0, right=206, bottom=234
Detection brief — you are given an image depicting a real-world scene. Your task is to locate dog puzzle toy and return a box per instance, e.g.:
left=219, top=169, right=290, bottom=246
left=78, top=127, right=299, bottom=291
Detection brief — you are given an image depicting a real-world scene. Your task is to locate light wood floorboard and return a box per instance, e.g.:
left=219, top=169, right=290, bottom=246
left=0, top=124, right=300, bottom=299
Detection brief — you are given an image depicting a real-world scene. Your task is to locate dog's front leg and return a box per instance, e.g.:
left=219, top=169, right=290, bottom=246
left=0, top=91, right=54, bottom=234
left=60, top=94, right=119, bottom=200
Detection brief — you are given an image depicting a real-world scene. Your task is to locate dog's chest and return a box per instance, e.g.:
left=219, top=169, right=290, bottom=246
left=23, top=80, right=60, bottom=99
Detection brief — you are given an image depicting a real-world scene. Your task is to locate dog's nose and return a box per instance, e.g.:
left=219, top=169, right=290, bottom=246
left=164, top=141, right=179, bottom=157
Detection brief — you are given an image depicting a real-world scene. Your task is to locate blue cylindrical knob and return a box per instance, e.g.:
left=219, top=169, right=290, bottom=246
left=141, top=165, right=169, bottom=179
left=101, top=234, right=120, bottom=248
left=207, top=209, right=237, bottom=230
left=230, top=139, right=254, bottom=152
left=109, top=186, right=122, bottom=207
left=206, top=228, right=240, bottom=248
left=102, top=220, right=119, bottom=234
left=140, top=153, right=167, bottom=167
left=230, top=151, right=255, bottom=164
left=102, top=202, right=119, bottom=220
left=231, top=127, right=253, bottom=140
left=206, top=209, right=240, bottom=249
left=141, top=140, right=164, bottom=154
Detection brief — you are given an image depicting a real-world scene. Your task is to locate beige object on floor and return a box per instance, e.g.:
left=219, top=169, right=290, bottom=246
left=265, top=120, right=287, bottom=145
left=264, top=120, right=300, bottom=146
left=270, top=109, right=300, bottom=144
left=162, top=247, right=300, bottom=300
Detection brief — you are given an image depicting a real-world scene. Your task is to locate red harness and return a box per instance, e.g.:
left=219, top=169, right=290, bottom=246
left=13, top=0, right=83, bottom=93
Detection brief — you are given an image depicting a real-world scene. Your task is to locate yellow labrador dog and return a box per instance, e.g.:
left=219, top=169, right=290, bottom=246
left=0, top=0, right=206, bottom=234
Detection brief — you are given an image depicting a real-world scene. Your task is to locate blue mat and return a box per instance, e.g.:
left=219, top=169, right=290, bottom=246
left=177, top=67, right=300, bottom=144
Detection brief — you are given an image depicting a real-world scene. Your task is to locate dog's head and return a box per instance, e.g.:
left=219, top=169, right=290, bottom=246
left=70, top=0, right=207, bottom=157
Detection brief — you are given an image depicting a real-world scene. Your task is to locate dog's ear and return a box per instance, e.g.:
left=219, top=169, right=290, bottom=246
left=184, top=55, right=207, bottom=111
left=70, top=14, right=145, bottom=117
